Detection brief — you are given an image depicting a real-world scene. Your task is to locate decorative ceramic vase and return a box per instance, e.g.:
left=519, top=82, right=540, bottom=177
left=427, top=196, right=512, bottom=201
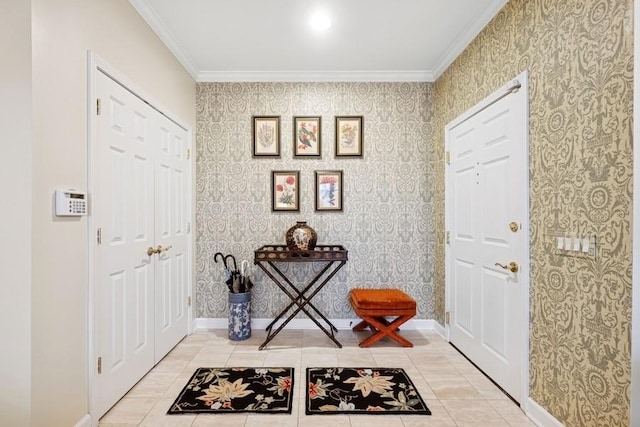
left=286, top=221, right=317, bottom=251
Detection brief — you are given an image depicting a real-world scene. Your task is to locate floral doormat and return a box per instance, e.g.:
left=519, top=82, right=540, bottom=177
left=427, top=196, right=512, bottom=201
left=306, top=367, right=431, bottom=415
left=168, top=367, right=294, bottom=414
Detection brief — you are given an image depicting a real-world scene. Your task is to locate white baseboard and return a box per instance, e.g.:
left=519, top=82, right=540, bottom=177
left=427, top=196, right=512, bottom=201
left=193, top=318, right=443, bottom=332
left=73, top=414, right=91, bottom=427
left=526, top=398, right=564, bottom=427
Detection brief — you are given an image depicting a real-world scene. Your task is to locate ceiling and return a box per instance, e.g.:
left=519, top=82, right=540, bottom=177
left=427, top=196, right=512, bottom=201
left=129, top=0, right=508, bottom=82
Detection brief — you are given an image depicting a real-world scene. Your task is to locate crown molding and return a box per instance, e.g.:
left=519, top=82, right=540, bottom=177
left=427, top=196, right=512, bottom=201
left=130, top=0, right=506, bottom=83
left=432, top=0, right=509, bottom=79
left=197, top=70, right=435, bottom=83
left=128, top=0, right=199, bottom=80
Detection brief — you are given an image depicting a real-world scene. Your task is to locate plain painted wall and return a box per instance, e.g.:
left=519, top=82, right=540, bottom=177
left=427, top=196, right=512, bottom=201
left=0, top=1, right=32, bottom=426
left=29, top=0, right=195, bottom=425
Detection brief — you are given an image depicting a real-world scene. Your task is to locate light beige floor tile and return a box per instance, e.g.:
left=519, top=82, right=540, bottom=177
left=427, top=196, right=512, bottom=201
left=404, top=372, right=438, bottom=400
left=101, top=328, right=529, bottom=426
left=427, top=375, right=483, bottom=399
left=400, top=399, right=457, bottom=426
left=463, top=373, right=510, bottom=400
left=187, top=351, right=231, bottom=368
left=153, top=355, right=192, bottom=373
left=299, top=414, right=351, bottom=426
left=163, top=372, right=195, bottom=398
left=127, top=372, right=180, bottom=398
left=99, top=397, right=157, bottom=425
left=337, top=351, right=377, bottom=367
left=441, top=399, right=510, bottom=427
left=191, top=413, right=248, bottom=426
left=139, top=398, right=195, bottom=427
left=488, top=400, right=537, bottom=426
left=349, top=414, right=405, bottom=427
left=224, top=351, right=267, bottom=367
left=263, top=348, right=302, bottom=367
left=301, top=351, right=339, bottom=367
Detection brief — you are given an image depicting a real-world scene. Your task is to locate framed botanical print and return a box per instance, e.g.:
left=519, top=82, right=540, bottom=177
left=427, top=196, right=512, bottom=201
left=272, top=170, right=300, bottom=211
left=253, top=116, right=280, bottom=157
left=335, top=116, right=363, bottom=157
left=315, top=170, right=343, bottom=211
left=294, top=116, right=321, bottom=157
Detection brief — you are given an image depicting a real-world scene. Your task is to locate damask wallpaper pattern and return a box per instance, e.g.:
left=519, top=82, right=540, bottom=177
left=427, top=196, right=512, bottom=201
left=196, top=82, right=435, bottom=320
left=434, top=0, right=633, bottom=426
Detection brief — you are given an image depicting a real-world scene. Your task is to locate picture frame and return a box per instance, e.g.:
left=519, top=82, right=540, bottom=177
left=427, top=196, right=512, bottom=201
left=272, top=170, right=300, bottom=211
left=335, top=116, right=363, bottom=157
left=252, top=116, right=281, bottom=157
left=315, top=170, right=343, bottom=211
left=294, top=116, right=322, bottom=157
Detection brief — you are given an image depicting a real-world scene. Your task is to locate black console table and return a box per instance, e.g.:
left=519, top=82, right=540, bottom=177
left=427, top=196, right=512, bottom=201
left=253, top=244, right=348, bottom=350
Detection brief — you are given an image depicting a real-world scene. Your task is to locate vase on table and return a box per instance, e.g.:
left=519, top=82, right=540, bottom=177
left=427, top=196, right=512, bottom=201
left=286, top=221, right=317, bottom=251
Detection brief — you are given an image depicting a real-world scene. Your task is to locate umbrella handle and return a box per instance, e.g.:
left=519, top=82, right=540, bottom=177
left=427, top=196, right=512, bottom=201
left=224, top=254, right=238, bottom=272
left=241, top=260, right=249, bottom=276
left=214, top=252, right=228, bottom=269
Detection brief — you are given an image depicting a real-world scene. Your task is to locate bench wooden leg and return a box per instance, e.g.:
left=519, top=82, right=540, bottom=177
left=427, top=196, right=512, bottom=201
left=352, top=320, right=370, bottom=331
left=355, top=315, right=413, bottom=348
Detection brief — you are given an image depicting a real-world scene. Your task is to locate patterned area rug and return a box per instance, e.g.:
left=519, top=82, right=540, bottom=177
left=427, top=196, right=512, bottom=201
left=306, top=367, right=431, bottom=415
left=168, top=367, right=294, bottom=414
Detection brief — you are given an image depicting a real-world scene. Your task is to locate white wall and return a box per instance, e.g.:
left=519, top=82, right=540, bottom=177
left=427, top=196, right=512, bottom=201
left=0, top=1, right=32, bottom=426
left=30, top=0, right=195, bottom=425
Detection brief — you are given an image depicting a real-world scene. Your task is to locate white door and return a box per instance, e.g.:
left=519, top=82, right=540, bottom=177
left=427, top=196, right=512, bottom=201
left=446, top=75, right=528, bottom=403
left=93, top=70, right=190, bottom=417
left=153, top=115, right=189, bottom=359
left=94, top=73, right=155, bottom=417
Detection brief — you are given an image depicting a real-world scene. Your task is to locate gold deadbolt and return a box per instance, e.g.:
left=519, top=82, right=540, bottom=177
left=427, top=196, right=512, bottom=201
left=495, top=262, right=519, bottom=273
left=509, top=222, right=519, bottom=232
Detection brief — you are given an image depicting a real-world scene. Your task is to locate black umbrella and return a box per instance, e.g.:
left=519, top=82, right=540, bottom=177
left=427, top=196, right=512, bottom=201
left=214, top=252, right=234, bottom=292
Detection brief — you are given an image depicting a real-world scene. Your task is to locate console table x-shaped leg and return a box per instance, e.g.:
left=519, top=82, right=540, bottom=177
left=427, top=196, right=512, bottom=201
left=255, top=260, right=346, bottom=350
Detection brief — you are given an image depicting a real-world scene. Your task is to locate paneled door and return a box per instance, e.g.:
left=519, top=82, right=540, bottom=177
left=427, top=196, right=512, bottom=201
left=153, top=112, right=189, bottom=359
left=92, top=69, right=190, bottom=417
left=446, top=75, right=529, bottom=403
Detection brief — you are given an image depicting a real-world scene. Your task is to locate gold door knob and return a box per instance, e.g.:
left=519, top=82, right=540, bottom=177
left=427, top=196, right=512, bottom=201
left=509, top=222, right=519, bottom=232
left=147, top=245, right=173, bottom=256
left=156, top=245, right=173, bottom=254
left=495, top=262, right=519, bottom=273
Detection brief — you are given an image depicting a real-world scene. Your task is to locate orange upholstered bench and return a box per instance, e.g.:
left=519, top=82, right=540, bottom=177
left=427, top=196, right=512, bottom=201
left=349, top=288, right=417, bottom=348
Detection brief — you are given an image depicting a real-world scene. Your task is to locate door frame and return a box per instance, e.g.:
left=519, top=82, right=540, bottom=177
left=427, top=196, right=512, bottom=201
left=86, top=52, right=194, bottom=426
left=444, top=71, right=530, bottom=408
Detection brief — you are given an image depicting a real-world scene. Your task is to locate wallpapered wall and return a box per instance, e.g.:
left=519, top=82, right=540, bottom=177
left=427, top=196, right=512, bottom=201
left=196, top=82, right=435, bottom=320
left=434, top=0, right=633, bottom=426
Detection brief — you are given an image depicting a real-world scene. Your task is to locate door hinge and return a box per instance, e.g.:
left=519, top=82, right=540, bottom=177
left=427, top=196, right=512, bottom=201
left=186, top=149, right=190, bottom=160
left=445, top=312, right=450, bottom=325
left=96, top=98, right=101, bottom=116
left=445, top=151, right=450, bottom=165
left=97, top=356, right=102, bottom=374
left=446, top=231, right=450, bottom=245
left=187, top=222, right=191, bottom=233
left=97, top=228, right=102, bottom=245
left=188, top=296, right=191, bottom=307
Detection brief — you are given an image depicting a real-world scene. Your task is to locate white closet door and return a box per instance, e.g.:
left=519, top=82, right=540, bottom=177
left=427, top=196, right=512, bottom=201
left=152, top=112, right=189, bottom=360
left=93, top=70, right=190, bottom=417
left=94, top=72, right=155, bottom=417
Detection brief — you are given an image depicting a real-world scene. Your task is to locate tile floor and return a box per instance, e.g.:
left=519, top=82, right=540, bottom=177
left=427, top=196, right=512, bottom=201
left=99, top=328, right=536, bottom=427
